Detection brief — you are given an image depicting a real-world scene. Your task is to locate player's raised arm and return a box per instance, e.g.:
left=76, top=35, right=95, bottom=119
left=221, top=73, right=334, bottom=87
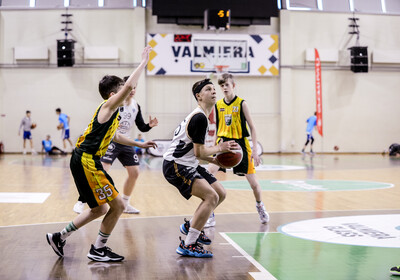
left=101, top=46, right=152, bottom=116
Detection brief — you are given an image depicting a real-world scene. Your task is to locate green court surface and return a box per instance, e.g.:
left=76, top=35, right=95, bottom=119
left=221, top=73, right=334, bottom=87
left=225, top=232, right=400, bottom=280
left=221, top=179, right=393, bottom=191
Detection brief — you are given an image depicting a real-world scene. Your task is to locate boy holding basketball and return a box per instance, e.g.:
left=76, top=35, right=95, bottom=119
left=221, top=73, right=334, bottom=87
left=207, top=73, right=269, bottom=226
left=46, top=46, right=156, bottom=262
left=163, top=78, right=239, bottom=258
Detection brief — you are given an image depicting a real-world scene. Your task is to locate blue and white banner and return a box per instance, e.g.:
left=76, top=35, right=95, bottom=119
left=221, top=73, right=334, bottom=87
left=147, top=33, right=279, bottom=76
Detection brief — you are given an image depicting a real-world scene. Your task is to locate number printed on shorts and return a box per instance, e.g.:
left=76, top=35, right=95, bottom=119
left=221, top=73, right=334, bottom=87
left=96, top=185, right=113, bottom=200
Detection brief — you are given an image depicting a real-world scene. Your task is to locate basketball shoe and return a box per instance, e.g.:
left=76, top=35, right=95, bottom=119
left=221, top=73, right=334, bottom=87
left=256, top=202, right=270, bottom=224
left=390, top=266, right=400, bottom=276
left=204, top=212, right=216, bottom=228
left=46, top=232, right=66, bottom=257
left=124, top=204, right=140, bottom=214
left=73, top=201, right=85, bottom=214
left=176, top=239, right=213, bottom=258
left=179, top=218, right=212, bottom=245
left=87, top=245, right=124, bottom=262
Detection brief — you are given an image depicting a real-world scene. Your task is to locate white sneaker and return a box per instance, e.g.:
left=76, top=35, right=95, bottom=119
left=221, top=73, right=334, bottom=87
left=256, top=203, right=269, bottom=224
left=124, top=204, right=140, bottom=214
left=204, top=212, right=216, bottom=228
left=73, top=201, right=85, bottom=214
left=23, top=150, right=27, bottom=155
left=31, top=150, right=37, bottom=155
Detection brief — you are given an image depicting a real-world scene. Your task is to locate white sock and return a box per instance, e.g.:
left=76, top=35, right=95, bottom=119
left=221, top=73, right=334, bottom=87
left=121, top=194, right=130, bottom=206
left=185, top=227, right=201, bottom=245
left=256, top=201, right=264, bottom=206
left=94, top=231, right=110, bottom=249
left=60, top=222, right=77, bottom=241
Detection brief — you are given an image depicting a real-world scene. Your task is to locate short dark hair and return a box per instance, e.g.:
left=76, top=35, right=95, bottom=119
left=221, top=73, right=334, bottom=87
left=192, top=79, right=213, bottom=101
left=26, top=110, right=31, bottom=114
left=218, top=73, right=234, bottom=86
left=98, top=75, right=124, bottom=100
left=56, top=108, right=61, bottom=113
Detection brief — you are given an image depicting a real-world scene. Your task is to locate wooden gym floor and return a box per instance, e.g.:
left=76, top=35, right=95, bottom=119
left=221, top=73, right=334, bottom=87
left=0, top=153, right=399, bottom=280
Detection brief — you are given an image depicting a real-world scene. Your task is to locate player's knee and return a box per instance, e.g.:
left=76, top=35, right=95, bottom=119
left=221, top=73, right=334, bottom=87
left=206, top=191, right=219, bottom=208
left=91, top=204, right=108, bottom=216
left=109, top=197, right=125, bottom=214
left=218, top=188, right=226, bottom=203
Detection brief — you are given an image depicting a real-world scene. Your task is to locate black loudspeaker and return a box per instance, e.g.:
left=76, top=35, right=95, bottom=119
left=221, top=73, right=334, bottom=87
left=349, top=46, right=368, bottom=73
left=57, top=39, right=75, bottom=67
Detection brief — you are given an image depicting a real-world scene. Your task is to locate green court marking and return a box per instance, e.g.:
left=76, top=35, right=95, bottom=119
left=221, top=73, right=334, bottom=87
left=221, top=179, right=393, bottom=191
left=226, top=232, right=400, bottom=280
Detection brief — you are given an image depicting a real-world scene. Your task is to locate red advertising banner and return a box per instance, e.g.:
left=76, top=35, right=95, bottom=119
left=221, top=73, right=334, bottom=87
left=315, top=48, right=323, bottom=137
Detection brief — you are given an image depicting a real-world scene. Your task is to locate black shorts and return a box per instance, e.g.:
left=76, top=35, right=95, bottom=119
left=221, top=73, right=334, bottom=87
left=70, top=149, right=119, bottom=208
left=101, top=141, right=139, bottom=166
left=162, top=160, right=217, bottom=200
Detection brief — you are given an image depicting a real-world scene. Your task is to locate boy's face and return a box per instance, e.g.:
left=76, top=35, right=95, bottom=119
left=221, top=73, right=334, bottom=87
left=219, top=78, right=235, bottom=95
left=198, top=84, right=217, bottom=105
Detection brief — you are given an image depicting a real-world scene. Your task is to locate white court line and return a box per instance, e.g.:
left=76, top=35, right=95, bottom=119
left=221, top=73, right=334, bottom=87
left=0, top=192, right=50, bottom=203
left=220, top=232, right=277, bottom=280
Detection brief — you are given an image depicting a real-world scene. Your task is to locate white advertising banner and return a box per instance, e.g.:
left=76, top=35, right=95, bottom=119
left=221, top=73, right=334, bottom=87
left=147, top=33, right=279, bottom=76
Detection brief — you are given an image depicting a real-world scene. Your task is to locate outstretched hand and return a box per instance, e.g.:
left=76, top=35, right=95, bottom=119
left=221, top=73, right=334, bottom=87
left=149, top=115, right=158, bottom=128
left=142, top=45, right=152, bottom=63
left=141, top=140, right=157, bottom=149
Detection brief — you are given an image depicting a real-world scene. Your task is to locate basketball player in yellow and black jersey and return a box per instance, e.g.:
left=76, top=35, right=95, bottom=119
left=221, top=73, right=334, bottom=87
left=207, top=73, right=269, bottom=226
left=46, top=46, right=156, bottom=262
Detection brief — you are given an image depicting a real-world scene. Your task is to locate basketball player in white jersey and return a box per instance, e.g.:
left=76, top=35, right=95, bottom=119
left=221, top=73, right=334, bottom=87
left=163, top=78, right=239, bottom=258
left=73, top=77, right=158, bottom=214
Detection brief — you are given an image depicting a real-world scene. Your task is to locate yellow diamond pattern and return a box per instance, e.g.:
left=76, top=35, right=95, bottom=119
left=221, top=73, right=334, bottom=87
left=149, top=50, right=157, bottom=60
left=258, top=65, right=267, bottom=75
left=148, top=39, right=157, bottom=48
left=269, top=35, right=279, bottom=53
left=269, top=65, right=279, bottom=76
left=147, top=61, right=155, bottom=72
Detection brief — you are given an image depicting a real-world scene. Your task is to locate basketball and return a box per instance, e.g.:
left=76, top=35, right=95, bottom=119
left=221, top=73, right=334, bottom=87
left=57, top=124, right=63, bottom=130
left=334, top=145, right=339, bottom=151
left=31, top=123, right=37, bottom=129
left=216, top=147, right=243, bottom=168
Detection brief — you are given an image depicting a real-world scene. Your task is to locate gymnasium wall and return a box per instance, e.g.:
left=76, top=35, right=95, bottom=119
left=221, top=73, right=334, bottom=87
left=0, top=8, right=399, bottom=153
left=280, top=10, right=400, bottom=153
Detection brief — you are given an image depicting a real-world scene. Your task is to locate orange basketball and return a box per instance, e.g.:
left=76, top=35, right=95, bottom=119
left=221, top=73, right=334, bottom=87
left=216, top=147, right=243, bottom=168
left=31, top=123, right=37, bottom=129
left=334, top=145, right=339, bottom=151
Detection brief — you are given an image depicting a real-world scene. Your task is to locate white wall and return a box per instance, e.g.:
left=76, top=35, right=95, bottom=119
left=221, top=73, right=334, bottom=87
left=280, top=10, right=400, bottom=153
left=1, top=8, right=399, bottom=153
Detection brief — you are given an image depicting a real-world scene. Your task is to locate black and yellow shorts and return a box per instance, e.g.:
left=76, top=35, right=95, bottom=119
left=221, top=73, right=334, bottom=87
left=70, top=148, right=119, bottom=208
left=217, top=137, right=255, bottom=176
left=162, top=159, right=217, bottom=200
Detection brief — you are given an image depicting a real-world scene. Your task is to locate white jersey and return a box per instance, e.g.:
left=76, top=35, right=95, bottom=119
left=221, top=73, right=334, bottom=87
left=163, top=107, right=208, bottom=168
left=117, top=99, right=139, bottom=137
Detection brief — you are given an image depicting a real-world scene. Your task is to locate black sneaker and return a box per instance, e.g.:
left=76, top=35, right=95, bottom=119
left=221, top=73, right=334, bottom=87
left=87, top=244, right=124, bottom=262
left=176, top=238, right=213, bottom=258
left=46, top=232, right=66, bottom=257
left=179, top=218, right=212, bottom=245
left=390, top=266, right=400, bottom=276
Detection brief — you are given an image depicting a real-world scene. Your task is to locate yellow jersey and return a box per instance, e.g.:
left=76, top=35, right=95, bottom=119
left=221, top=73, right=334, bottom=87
left=76, top=101, right=120, bottom=157
left=215, top=96, right=249, bottom=139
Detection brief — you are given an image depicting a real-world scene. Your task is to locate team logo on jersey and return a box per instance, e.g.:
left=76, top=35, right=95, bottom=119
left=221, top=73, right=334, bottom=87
left=224, top=114, right=232, bottom=126
left=232, top=106, right=239, bottom=112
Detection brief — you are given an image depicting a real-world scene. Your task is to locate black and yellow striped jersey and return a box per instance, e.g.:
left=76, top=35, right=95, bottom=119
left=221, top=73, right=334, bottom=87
left=76, top=101, right=120, bottom=157
left=215, top=96, right=249, bottom=139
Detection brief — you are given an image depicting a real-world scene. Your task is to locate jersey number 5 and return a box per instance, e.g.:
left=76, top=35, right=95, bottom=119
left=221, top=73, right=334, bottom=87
left=96, top=185, right=113, bottom=200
